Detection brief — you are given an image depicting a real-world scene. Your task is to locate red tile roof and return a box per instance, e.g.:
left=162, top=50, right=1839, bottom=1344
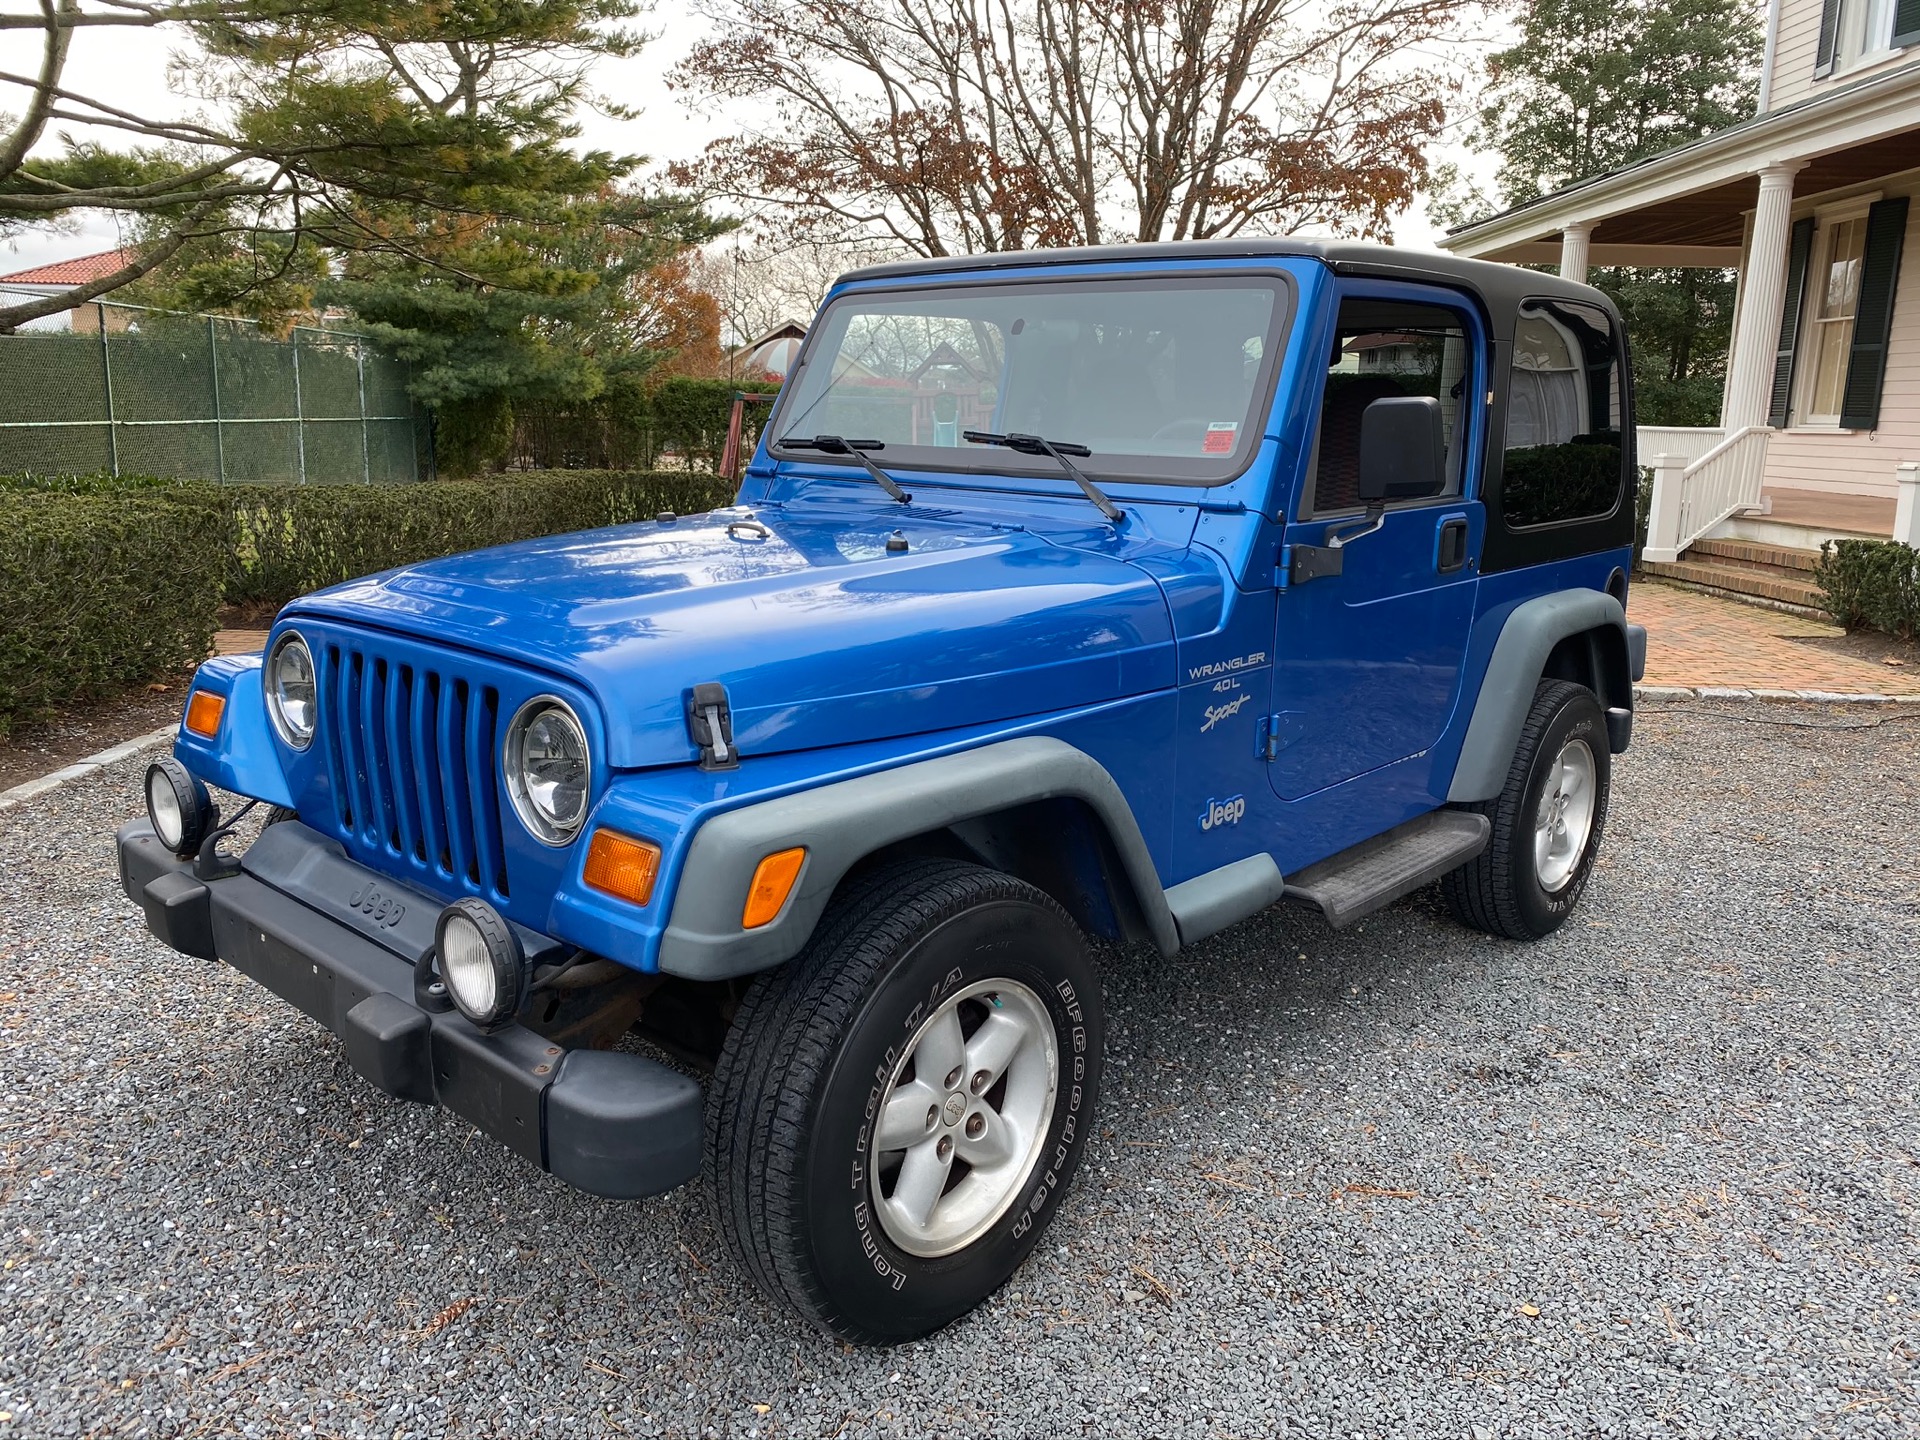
left=0, top=247, right=136, bottom=286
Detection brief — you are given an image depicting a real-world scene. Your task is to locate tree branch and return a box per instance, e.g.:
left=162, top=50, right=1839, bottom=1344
left=0, top=0, right=78, bottom=185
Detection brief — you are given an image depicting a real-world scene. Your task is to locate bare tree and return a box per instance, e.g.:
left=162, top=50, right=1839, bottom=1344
left=672, top=0, right=1472, bottom=255
left=690, top=238, right=901, bottom=350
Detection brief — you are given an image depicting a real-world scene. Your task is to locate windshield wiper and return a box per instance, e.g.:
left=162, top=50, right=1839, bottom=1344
left=779, top=434, right=911, bottom=504
left=963, top=430, right=1124, bottom=523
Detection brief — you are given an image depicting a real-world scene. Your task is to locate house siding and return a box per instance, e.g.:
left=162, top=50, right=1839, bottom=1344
left=1769, top=0, right=1828, bottom=108
left=1761, top=171, right=1920, bottom=497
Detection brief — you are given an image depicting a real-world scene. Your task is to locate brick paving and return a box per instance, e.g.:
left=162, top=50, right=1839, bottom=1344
left=216, top=592, right=1918, bottom=698
left=1629, top=579, right=1919, bottom=696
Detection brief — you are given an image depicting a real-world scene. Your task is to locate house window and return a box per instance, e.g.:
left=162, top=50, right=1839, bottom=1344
left=1800, top=214, right=1868, bottom=426
left=1817, top=0, right=1912, bottom=77
left=1837, top=0, right=1897, bottom=66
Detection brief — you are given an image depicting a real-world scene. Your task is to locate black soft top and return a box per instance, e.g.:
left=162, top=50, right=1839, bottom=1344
left=837, top=238, right=1604, bottom=316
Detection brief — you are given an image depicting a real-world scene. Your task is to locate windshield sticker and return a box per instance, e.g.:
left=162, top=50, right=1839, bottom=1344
left=1202, top=422, right=1238, bottom=454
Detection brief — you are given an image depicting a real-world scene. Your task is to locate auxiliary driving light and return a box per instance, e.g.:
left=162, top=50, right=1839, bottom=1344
left=434, top=898, right=528, bottom=1032
left=145, top=757, right=215, bottom=855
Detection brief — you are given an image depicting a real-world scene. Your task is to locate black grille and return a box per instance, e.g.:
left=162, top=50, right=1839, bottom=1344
left=318, top=642, right=510, bottom=898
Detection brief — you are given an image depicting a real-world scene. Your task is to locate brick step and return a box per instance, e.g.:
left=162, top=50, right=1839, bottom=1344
left=1686, top=537, right=1823, bottom=573
left=1640, top=557, right=1829, bottom=611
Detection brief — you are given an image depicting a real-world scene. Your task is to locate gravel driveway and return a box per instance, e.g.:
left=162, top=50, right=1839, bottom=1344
left=3, top=700, right=1917, bottom=1439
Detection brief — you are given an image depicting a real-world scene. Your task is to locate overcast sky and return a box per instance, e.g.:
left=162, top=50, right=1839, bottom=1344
left=1, top=5, right=1491, bottom=279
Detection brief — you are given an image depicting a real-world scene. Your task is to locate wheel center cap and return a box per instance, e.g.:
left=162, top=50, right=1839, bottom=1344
left=943, top=1092, right=967, bottom=1126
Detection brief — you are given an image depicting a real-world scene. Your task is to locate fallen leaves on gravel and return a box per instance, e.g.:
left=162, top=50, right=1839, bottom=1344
left=415, top=1297, right=479, bottom=1339
left=1330, top=1183, right=1422, bottom=1202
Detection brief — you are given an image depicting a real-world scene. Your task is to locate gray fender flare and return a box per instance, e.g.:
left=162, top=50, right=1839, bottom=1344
left=1447, top=589, right=1630, bottom=804
left=656, top=736, right=1181, bottom=980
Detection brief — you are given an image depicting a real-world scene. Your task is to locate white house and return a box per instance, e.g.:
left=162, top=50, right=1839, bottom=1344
left=1440, top=0, right=1920, bottom=608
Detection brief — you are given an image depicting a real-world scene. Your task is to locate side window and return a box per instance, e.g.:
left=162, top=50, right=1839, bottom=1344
left=1501, top=299, right=1625, bottom=528
left=1303, top=297, right=1472, bottom=516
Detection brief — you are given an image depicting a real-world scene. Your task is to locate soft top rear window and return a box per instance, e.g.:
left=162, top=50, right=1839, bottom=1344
left=769, top=274, right=1292, bottom=486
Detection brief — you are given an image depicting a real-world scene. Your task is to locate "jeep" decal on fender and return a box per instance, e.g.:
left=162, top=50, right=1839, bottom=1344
left=1199, top=795, right=1246, bottom=831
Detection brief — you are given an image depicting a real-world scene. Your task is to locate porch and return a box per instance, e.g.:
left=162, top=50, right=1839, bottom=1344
left=1442, top=59, right=1920, bottom=601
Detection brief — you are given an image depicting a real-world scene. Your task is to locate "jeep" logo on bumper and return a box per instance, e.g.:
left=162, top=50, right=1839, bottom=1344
left=347, top=882, right=407, bottom=929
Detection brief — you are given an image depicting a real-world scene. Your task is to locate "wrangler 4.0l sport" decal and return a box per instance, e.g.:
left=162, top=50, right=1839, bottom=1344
left=1186, top=651, right=1267, bottom=683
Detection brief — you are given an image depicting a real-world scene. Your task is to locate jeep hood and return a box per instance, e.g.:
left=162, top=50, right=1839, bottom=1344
left=286, top=505, right=1176, bottom=769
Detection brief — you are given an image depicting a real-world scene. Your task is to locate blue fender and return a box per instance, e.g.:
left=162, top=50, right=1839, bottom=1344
left=172, top=656, right=296, bottom=809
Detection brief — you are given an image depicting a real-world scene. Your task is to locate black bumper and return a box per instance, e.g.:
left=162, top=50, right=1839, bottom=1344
left=116, top=820, right=702, bottom=1200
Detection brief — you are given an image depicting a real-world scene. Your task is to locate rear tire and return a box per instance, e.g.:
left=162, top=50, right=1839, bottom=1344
left=1443, top=679, right=1610, bottom=940
left=706, top=858, right=1102, bottom=1344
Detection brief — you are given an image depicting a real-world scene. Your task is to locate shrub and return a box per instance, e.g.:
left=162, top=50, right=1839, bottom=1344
left=0, top=490, right=226, bottom=738
left=221, top=470, right=738, bottom=610
left=0, top=469, right=739, bottom=731
left=1815, top=539, right=1920, bottom=639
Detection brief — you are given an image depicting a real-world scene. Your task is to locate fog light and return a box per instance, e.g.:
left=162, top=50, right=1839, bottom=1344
left=434, top=899, right=527, bottom=1032
left=145, top=758, right=214, bottom=855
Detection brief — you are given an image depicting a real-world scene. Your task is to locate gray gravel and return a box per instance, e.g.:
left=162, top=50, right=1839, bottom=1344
left=2, top=700, right=1918, bottom=1438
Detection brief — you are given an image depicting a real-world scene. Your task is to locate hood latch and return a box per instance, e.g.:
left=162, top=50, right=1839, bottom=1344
left=686, top=682, right=738, bottom=770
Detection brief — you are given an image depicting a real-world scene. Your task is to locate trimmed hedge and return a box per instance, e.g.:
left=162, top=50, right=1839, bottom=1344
left=220, top=471, right=737, bottom=609
left=1816, top=538, right=1920, bottom=639
left=0, top=470, right=738, bottom=734
left=0, top=490, right=227, bottom=737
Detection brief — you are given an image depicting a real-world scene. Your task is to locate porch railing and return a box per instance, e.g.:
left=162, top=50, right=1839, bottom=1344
left=1635, top=425, right=1722, bottom=467
left=1642, top=424, right=1771, bottom=563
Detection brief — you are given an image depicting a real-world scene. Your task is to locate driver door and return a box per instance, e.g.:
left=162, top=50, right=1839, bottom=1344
left=1267, top=286, right=1485, bottom=802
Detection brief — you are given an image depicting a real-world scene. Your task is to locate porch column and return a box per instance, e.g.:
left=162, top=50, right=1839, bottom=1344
left=1895, top=463, right=1920, bottom=549
left=1722, top=162, right=1806, bottom=431
left=1559, top=224, right=1593, bottom=285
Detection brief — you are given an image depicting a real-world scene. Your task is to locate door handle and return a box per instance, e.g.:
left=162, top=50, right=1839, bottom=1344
left=1436, top=516, right=1469, bottom=574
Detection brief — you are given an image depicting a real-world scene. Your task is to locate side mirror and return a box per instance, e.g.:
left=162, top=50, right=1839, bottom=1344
left=1357, top=396, right=1447, bottom=506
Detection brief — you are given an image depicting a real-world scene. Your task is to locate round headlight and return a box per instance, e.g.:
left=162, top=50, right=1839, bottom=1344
left=145, top=757, right=214, bottom=855
left=435, top=899, right=526, bottom=1031
left=265, top=631, right=317, bottom=751
left=504, top=698, right=591, bottom=845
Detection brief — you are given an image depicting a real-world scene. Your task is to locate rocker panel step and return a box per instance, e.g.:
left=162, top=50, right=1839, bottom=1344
left=1284, top=810, right=1491, bottom=930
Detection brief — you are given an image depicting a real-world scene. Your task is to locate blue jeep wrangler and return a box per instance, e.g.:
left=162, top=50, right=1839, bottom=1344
left=118, top=240, right=1647, bottom=1343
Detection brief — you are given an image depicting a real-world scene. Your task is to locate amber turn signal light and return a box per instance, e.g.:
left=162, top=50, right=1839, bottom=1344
left=184, top=689, right=225, bottom=739
left=742, top=847, right=806, bottom=929
left=582, top=829, right=661, bottom=907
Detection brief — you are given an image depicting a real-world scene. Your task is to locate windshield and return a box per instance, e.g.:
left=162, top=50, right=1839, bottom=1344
left=770, top=274, right=1290, bottom=486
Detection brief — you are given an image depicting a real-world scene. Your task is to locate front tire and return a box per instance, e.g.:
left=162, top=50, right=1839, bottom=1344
left=1443, top=679, right=1611, bottom=940
left=706, top=858, right=1102, bottom=1344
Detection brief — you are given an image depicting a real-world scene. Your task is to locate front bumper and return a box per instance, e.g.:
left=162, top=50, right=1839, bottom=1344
left=115, top=821, right=702, bottom=1200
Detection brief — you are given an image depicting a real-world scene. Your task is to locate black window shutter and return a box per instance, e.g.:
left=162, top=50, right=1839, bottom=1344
left=1895, top=0, right=1920, bottom=49
left=1815, top=0, right=1843, bottom=73
left=1769, top=216, right=1816, bottom=428
left=1838, top=196, right=1909, bottom=432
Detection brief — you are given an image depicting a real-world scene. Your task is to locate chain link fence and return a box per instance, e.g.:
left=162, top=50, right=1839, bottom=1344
left=0, top=300, right=426, bottom=483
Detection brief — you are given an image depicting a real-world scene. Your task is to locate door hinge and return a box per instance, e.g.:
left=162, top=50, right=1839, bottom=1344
left=1256, top=712, right=1306, bottom=760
